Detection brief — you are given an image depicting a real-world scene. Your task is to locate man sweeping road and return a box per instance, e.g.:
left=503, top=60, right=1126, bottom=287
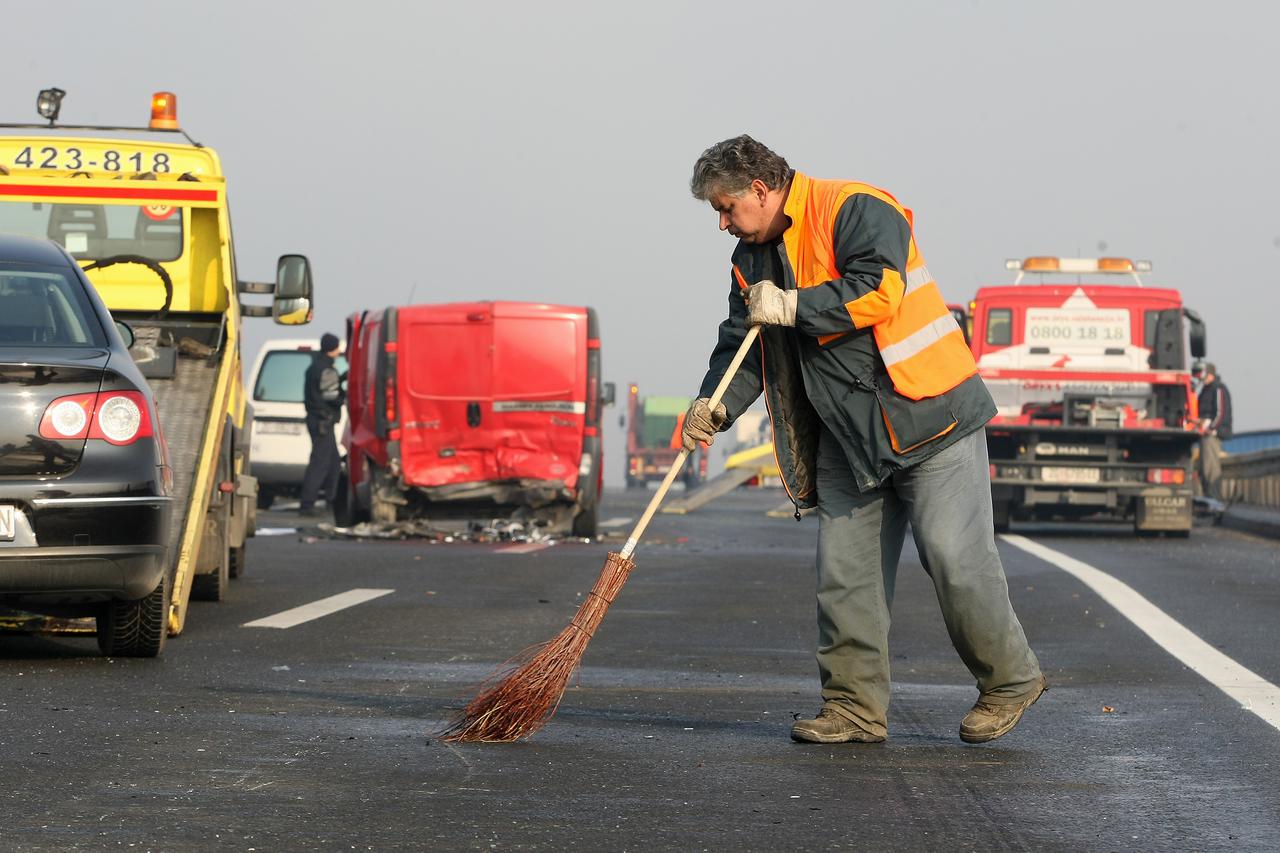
left=684, top=135, right=1045, bottom=745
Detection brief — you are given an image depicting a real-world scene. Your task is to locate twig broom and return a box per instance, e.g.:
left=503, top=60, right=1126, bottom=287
left=438, top=325, right=761, bottom=743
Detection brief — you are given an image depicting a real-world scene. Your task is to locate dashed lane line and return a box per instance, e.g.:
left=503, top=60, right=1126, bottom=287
left=243, top=588, right=395, bottom=629
left=1002, top=534, right=1280, bottom=732
left=599, top=517, right=632, bottom=529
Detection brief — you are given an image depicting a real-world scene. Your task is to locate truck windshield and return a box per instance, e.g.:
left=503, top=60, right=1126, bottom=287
left=0, top=201, right=183, bottom=263
left=254, top=350, right=348, bottom=403
left=0, top=266, right=106, bottom=346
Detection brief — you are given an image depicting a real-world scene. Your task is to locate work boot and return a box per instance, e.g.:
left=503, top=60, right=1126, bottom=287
left=298, top=505, right=323, bottom=518
left=791, top=708, right=885, bottom=744
left=959, top=676, right=1047, bottom=744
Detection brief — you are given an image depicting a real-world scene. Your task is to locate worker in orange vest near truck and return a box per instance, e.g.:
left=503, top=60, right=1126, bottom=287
left=681, top=135, right=1044, bottom=745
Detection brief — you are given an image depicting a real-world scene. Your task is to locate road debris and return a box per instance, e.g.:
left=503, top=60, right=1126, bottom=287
left=298, top=517, right=593, bottom=545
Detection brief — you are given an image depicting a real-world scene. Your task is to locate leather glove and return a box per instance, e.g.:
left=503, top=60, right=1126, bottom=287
left=745, top=280, right=797, bottom=327
left=681, top=397, right=727, bottom=452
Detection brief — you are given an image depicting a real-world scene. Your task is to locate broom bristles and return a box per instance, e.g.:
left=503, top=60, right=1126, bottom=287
left=438, top=550, right=636, bottom=743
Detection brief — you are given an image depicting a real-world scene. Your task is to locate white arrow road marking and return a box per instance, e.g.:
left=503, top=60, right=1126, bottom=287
left=1002, top=534, right=1280, bottom=732
left=496, top=542, right=553, bottom=554
left=243, top=588, right=394, bottom=629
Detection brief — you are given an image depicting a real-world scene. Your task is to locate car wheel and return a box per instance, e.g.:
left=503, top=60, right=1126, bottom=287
left=333, top=472, right=355, bottom=526
left=256, top=485, right=275, bottom=510
left=192, top=541, right=230, bottom=601
left=228, top=544, right=246, bottom=579
left=97, top=572, right=169, bottom=658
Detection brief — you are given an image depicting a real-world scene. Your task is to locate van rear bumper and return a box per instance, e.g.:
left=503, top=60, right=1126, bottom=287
left=411, top=478, right=575, bottom=508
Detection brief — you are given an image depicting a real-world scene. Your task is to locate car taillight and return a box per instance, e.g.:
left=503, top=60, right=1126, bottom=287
left=1146, top=468, right=1186, bottom=485
left=39, top=391, right=153, bottom=446
left=385, top=373, right=397, bottom=424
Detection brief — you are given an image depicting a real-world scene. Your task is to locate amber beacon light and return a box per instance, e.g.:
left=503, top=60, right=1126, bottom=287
left=149, top=91, right=179, bottom=130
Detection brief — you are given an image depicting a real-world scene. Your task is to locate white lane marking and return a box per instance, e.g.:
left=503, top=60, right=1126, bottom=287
left=243, top=588, right=394, bottom=629
left=1002, top=534, right=1280, bottom=732
left=496, top=542, right=553, bottom=554
left=254, top=527, right=297, bottom=537
left=600, top=517, right=632, bottom=529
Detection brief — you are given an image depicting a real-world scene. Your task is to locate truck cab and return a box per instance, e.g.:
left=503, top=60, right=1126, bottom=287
left=970, top=257, right=1205, bottom=534
left=338, top=301, right=613, bottom=537
left=0, top=90, right=313, bottom=648
left=623, top=385, right=707, bottom=489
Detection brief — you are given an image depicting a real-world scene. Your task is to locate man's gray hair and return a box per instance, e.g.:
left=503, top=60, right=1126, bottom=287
left=690, top=135, right=793, bottom=201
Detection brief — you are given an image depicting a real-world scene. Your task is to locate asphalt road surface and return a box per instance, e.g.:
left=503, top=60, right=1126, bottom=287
left=1, top=488, right=1277, bottom=851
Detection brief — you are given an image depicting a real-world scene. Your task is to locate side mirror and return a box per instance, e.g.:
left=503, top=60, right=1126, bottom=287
left=114, top=319, right=135, bottom=349
left=273, top=254, right=313, bottom=326
left=601, top=381, right=616, bottom=408
left=1184, top=308, right=1206, bottom=360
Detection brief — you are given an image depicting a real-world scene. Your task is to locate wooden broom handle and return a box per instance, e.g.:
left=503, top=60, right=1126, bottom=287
left=619, top=325, right=761, bottom=560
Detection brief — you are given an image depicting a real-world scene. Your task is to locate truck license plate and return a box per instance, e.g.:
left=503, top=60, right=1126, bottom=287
left=1040, top=466, right=1101, bottom=484
left=258, top=421, right=304, bottom=435
left=0, top=505, right=14, bottom=541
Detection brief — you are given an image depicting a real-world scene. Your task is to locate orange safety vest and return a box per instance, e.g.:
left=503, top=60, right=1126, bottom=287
left=782, top=172, right=975, bottom=400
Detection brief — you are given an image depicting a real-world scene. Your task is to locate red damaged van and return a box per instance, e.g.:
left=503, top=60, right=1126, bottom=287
left=335, top=302, right=614, bottom=536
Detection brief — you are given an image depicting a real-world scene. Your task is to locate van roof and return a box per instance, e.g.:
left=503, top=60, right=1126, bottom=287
left=396, top=301, right=588, bottom=320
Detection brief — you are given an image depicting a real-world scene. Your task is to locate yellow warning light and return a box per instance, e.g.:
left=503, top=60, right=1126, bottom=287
left=1097, top=257, right=1134, bottom=272
left=1021, top=257, right=1060, bottom=272
left=150, top=91, right=178, bottom=130
left=630, top=385, right=639, bottom=394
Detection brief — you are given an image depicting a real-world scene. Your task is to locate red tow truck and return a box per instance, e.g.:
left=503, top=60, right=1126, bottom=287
left=336, top=301, right=614, bottom=537
left=622, top=385, right=706, bottom=489
left=970, top=257, right=1206, bottom=535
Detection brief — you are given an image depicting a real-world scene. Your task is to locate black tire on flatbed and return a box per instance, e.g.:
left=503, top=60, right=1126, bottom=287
left=97, top=572, right=169, bottom=658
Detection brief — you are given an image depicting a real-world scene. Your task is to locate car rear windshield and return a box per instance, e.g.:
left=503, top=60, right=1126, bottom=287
left=0, top=201, right=183, bottom=262
left=0, top=265, right=106, bottom=347
left=254, top=350, right=348, bottom=403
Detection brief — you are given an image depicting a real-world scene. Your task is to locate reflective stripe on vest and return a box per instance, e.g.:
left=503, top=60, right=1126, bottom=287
left=878, top=313, right=963, bottom=366
left=905, top=264, right=932, bottom=294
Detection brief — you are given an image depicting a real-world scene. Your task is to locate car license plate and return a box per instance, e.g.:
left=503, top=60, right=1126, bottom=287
left=0, top=505, right=14, bottom=542
left=258, top=421, right=304, bottom=435
left=1040, top=466, right=1101, bottom=484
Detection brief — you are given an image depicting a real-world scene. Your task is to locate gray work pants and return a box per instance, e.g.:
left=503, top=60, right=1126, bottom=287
left=1198, top=434, right=1223, bottom=501
left=814, top=426, right=1042, bottom=737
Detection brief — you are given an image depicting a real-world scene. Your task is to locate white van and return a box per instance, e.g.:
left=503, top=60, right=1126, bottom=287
left=248, top=339, right=348, bottom=508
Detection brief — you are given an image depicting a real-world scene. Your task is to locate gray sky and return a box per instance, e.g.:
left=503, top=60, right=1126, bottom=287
left=5, top=1, right=1277, bottom=478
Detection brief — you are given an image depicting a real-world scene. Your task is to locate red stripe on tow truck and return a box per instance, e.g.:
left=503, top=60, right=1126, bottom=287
left=979, top=368, right=1185, bottom=384
left=0, top=183, right=218, bottom=203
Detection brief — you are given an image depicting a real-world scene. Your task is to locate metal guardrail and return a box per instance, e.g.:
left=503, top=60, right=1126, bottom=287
left=1221, top=447, right=1280, bottom=508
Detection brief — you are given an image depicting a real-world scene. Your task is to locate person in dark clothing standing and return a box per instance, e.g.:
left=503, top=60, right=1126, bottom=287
left=1193, top=361, right=1232, bottom=501
left=299, top=333, right=345, bottom=517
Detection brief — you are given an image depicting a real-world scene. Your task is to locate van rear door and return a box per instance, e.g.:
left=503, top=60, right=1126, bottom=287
left=399, top=305, right=495, bottom=486
left=489, top=303, right=585, bottom=489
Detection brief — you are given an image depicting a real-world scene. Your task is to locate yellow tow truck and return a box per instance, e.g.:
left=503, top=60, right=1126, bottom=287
left=0, top=89, right=313, bottom=647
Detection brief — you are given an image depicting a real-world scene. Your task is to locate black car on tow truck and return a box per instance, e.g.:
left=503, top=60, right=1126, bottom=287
left=0, top=234, right=172, bottom=656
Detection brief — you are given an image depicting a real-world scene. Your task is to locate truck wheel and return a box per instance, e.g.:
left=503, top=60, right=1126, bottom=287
left=992, top=500, right=1011, bottom=534
left=97, top=572, right=169, bottom=658
left=228, top=545, right=246, bottom=579
left=191, top=543, right=230, bottom=601
left=256, top=485, right=275, bottom=510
